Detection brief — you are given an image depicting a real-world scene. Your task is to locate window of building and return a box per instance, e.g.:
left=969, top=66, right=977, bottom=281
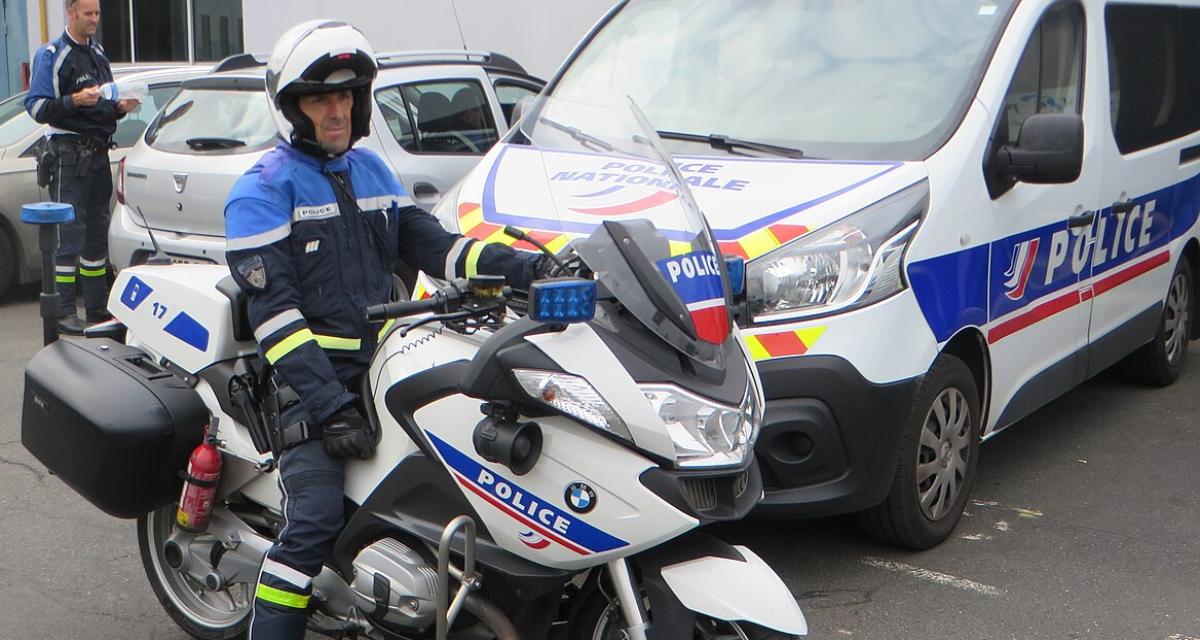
left=1106, top=4, right=1200, bottom=154
left=376, top=80, right=499, bottom=155
left=97, top=0, right=243, bottom=63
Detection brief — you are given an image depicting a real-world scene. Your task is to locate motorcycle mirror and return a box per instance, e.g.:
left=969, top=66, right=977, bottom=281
left=472, top=417, right=543, bottom=476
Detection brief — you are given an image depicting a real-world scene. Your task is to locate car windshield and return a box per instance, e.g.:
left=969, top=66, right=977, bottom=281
left=0, top=92, right=39, bottom=149
left=550, top=0, right=1017, bottom=161
left=147, top=88, right=275, bottom=153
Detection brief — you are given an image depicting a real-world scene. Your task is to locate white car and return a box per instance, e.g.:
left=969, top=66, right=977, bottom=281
left=109, top=51, right=544, bottom=270
left=0, top=65, right=207, bottom=298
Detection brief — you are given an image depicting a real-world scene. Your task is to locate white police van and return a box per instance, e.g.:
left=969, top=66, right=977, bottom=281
left=433, top=0, right=1200, bottom=548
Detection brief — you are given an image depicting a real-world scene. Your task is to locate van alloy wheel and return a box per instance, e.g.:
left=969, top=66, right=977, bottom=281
left=856, top=354, right=981, bottom=550
left=1163, top=269, right=1190, bottom=366
left=1124, top=258, right=1193, bottom=387
left=916, top=388, right=971, bottom=521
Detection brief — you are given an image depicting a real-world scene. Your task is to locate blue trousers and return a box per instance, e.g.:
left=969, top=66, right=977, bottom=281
left=50, top=139, right=112, bottom=315
left=249, top=439, right=345, bottom=640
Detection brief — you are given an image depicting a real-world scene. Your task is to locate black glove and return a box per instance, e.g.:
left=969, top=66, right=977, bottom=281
left=533, top=254, right=557, bottom=280
left=322, top=406, right=376, bottom=461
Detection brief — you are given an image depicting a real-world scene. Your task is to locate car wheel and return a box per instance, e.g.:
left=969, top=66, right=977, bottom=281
left=0, top=226, right=16, bottom=300
left=1123, top=258, right=1192, bottom=387
left=857, top=354, right=981, bottom=550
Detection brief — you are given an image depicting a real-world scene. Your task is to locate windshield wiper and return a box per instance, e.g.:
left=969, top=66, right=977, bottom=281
left=537, top=116, right=616, bottom=153
left=186, top=137, right=247, bottom=150
left=657, top=130, right=806, bottom=159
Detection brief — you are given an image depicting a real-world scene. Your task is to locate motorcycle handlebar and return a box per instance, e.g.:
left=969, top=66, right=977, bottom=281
left=365, top=297, right=441, bottom=322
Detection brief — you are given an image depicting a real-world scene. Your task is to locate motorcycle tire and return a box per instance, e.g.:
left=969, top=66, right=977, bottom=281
left=137, top=503, right=252, bottom=640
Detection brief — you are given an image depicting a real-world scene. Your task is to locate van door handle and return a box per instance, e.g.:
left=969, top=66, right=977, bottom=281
left=412, top=182, right=439, bottom=198
left=1068, top=210, right=1096, bottom=228
left=1112, top=200, right=1136, bottom=214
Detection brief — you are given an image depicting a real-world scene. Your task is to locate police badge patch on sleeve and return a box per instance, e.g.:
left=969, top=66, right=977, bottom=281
left=236, top=255, right=269, bottom=291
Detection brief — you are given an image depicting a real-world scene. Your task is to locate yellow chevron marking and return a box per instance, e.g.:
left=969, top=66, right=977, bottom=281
left=743, top=335, right=771, bottom=362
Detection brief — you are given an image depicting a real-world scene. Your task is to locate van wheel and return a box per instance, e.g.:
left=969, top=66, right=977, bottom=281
left=1123, top=259, right=1192, bottom=387
left=857, top=354, right=980, bottom=550
left=0, top=226, right=16, bottom=299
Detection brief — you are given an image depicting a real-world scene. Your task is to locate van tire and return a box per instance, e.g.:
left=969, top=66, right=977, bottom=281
left=0, top=225, right=16, bottom=300
left=1123, top=259, right=1191, bottom=387
left=857, top=354, right=980, bottom=550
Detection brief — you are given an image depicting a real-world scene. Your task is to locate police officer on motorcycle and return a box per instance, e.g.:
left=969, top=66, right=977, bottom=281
left=24, top=0, right=139, bottom=334
left=224, top=21, right=543, bottom=639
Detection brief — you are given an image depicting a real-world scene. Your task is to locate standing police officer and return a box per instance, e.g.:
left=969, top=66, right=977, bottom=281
left=24, top=0, right=138, bottom=334
left=224, top=21, right=543, bottom=639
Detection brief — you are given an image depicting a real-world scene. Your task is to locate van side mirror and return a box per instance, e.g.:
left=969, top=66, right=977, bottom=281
left=993, top=113, right=1083, bottom=184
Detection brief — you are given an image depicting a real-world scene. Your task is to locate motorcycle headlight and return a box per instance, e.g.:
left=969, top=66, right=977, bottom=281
left=642, top=383, right=760, bottom=468
left=747, top=181, right=928, bottom=323
left=513, top=369, right=633, bottom=441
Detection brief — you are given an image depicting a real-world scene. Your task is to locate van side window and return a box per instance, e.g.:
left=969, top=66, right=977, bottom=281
left=1106, top=5, right=1200, bottom=154
left=1003, top=4, right=1085, bottom=142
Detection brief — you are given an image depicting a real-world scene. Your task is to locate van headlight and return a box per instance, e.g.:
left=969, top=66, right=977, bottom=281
left=642, top=383, right=761, bottom=468
left=747, top=181, right=928, bottom=323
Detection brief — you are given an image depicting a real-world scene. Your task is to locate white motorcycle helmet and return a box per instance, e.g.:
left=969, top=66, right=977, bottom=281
left=265, top=20, right=378, bottom=157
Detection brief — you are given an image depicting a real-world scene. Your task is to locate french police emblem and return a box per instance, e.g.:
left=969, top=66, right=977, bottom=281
left=565, top=482, right=596, bottom=514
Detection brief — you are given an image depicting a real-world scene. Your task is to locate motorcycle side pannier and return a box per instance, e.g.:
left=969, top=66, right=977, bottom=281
left=22, top=338, right=208, bottom=518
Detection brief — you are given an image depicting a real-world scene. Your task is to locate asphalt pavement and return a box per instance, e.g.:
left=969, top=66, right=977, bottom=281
left=0, top=282, right=1196, bottom=640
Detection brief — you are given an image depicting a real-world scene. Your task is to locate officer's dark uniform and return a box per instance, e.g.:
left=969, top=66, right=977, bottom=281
left=24, top=31, right=122, bottom=322
left=225, top=140, right=540, bottom=637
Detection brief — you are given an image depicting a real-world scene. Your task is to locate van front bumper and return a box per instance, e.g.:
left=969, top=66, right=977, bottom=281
left=752, top=355, right=919, bottom=518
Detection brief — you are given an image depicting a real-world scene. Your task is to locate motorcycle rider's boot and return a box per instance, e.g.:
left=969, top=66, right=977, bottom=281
left=85, top=308, right=113, bottom=324
left=57, top=315, right=86, bottom=335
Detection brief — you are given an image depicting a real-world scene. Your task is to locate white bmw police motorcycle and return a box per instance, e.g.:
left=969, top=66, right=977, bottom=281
left=21, top=98, right=807, bottom=640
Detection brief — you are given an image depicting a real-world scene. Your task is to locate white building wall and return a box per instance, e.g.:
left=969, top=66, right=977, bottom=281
left=243, top=0, right=616, bottom=80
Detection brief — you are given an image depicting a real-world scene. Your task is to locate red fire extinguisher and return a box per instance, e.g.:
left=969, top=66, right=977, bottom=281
left=177, top=418, right=222, bottom=533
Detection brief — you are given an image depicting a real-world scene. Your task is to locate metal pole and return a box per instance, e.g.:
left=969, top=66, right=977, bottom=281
left=22, top=202, right=74, bottom=346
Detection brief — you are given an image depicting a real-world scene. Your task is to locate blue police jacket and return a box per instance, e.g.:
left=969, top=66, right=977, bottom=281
left=226, top=141, right=540, bottom=425
left=24, top=31, right=120, bottom=139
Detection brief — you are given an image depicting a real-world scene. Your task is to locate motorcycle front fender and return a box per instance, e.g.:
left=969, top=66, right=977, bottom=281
left=630, top=532, right=807, bottom=638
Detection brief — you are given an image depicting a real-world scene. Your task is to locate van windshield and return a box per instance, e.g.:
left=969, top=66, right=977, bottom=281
left=550, top=0, right=1017, bottom=161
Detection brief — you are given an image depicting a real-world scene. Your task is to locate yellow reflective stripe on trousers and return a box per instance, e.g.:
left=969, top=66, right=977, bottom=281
left=314, top=334, right=361, bottom=351
left=265, top=330, right=361, bottom=364
left=79, top=267, right=107, bottom=277
left=265, top=329, right=316, bottom=364
left=465, top=240, right=486, bottom=278
left=56, top=274, right=76, bottom=284
left=255, top=583, right=310, bottom=609
left=377, top=319, right=395, bottom=340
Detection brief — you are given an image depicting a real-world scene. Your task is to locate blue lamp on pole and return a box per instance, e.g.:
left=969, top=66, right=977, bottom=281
left=21, top=202, right=74, bottom=346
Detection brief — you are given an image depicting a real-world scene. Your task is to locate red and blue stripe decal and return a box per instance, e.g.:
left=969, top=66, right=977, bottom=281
left=426, top=432, right=628, bottom=556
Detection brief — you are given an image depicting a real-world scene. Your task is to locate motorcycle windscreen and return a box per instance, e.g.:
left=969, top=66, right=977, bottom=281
left=514, top=96, right=734, bottom=366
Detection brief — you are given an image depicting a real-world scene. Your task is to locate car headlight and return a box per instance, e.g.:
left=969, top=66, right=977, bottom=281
left=642, top=383, right=760, bottom=468
left=429, top=181, right=464, bottom=233
left=747, top=181, right=928, bottom=323
left=513, top=369, right=632, bottom=440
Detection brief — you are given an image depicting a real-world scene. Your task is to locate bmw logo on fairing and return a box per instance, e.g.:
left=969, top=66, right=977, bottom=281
left=565, top=482, right=596, bottom=514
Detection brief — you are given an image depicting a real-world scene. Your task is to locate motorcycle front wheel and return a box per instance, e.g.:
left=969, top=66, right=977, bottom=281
left=567, top=590, right=801, bottom=640
left=137, top=503, right=252, bottom=640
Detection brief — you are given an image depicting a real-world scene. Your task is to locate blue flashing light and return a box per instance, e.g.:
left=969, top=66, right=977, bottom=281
left=21, top=202, right=74, bottom=225
left=529, top=279, right=597, bottom=324
left=725, top=256, right=746, bottom=297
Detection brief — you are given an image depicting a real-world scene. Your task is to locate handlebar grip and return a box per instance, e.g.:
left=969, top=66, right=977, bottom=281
left=365, top=296, right=440, bottom=322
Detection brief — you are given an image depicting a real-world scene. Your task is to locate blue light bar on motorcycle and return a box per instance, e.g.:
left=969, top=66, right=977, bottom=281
left=725, top=256, right=746, bottom=296
left=529, top=279, right=597, bottom=324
